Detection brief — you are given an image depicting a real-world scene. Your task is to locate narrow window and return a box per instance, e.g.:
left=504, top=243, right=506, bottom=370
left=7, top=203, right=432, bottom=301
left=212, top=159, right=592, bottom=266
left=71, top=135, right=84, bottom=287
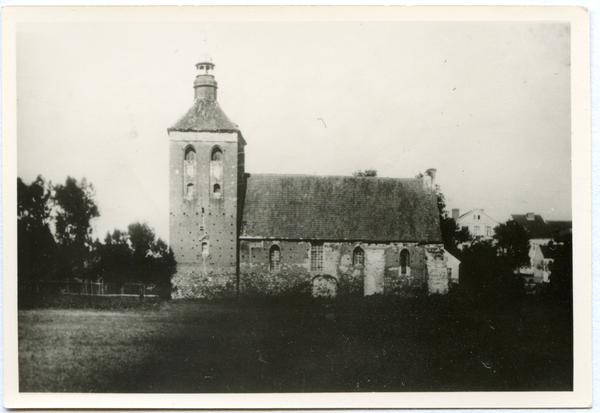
left=185, top=146, right=196, bottom=161
left=311, top=243, right=323, bottom=272
left=474, top=226, right=480, bottom=236
left=211, top=147, right=223, bottom=161
left=270, top=245, right=281, bottom=271
left=187, top=183, right=195, bottom=196
left=400, top=249, right=410, bottom=275
left=486, top=226, right=492, bottom=237
left=201, top=242, right=209, bottom=256
left=353, top=247, right=364, bottom=266
left=213, top=183, right=221, bottom=194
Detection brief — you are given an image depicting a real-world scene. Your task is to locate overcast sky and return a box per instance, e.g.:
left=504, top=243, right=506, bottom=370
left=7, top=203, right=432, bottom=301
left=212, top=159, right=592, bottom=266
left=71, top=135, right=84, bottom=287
left=17, top=20, right=571, bottom=241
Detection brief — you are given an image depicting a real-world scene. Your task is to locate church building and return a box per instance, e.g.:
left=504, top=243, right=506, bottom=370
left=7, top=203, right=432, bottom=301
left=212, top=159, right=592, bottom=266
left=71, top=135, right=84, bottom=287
left=168, top=57, right=449, bottom=299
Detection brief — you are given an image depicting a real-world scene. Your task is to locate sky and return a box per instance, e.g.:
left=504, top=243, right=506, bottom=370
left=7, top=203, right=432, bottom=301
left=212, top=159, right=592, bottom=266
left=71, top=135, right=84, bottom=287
left=16, top=19, right=572, bottom=242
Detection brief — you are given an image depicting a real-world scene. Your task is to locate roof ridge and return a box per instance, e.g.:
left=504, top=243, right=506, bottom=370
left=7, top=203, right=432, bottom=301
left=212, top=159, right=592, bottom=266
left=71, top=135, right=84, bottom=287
left=249, top=172, right=421, bottom=181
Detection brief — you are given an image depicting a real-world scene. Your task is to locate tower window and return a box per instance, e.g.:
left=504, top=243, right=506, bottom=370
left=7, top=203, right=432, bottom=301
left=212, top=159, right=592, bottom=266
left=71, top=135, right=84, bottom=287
left=185, top=146, right=196, bottom=162
left=213, top=184, right=221, bottom=194
left=353, top=247, right=364, bottom=266
left=270, top=245, right=281, bottom=271
left=211, top=147, right=223, bottom=161
left=311, top=243, right=323, bottom=272
left=187, top=183, right=195, bottom=196
left=400, top=249, right=410, bottom=275
left=201, top=242, right=209, bottom=256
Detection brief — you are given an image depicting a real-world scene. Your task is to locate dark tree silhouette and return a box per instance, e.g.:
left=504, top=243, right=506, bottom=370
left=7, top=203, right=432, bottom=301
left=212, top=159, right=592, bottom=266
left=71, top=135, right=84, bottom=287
left=53, top=177, right=100, bottom=280
left=415, top=171, right=472, bottom=255
left=547, top=233, right=573, bottom=306
left=17, top=176, right=57, bottom=297
left=459, top=239, right=523, bottom=300
left=494, top=220, right=530, bottom=272
left=353, top=169, right=377, bottom=177
left=95, top=230, right=132, bottom=285
left=95, top=222, right=176, bottom=298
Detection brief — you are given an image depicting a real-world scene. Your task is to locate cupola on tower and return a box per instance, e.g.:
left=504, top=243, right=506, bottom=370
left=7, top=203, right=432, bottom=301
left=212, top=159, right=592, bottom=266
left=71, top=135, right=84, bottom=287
left=168, top=55, right=246, bottom=298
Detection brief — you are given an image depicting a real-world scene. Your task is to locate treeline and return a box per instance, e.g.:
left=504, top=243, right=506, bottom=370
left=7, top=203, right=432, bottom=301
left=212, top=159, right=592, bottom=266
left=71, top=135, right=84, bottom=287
left=432, top=178, right=572, bottom=306
left=18, top=175, right=175, bottom=302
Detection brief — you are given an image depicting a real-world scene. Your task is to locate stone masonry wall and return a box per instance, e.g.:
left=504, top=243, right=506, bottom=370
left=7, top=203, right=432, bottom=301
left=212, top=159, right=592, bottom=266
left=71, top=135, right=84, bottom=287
left=424, top=245, right=450, bottom=294
left=239, top=240, right=443, bottom=297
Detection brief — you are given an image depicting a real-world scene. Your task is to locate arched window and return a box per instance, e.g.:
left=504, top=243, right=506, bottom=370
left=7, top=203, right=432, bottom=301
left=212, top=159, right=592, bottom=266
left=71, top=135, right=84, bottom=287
left=353, top=247, right=364, bottom=266
left=213, top=183, right=221, bottom=194
left=400, top=249, right=410, bottom=275
left=186, top=183, right=195, bottom=196
left=270, top=245, right=281, bottom=271
left=211, top=146, right=223, bottom=161
left=185, top=146, right=196, bottom=162
left=201, top=242, right=209, bottom=257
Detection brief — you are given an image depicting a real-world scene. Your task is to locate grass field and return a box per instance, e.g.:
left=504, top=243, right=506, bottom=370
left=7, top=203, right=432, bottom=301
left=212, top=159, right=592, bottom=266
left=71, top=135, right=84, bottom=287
left=18, top=294, right=573, bottom=393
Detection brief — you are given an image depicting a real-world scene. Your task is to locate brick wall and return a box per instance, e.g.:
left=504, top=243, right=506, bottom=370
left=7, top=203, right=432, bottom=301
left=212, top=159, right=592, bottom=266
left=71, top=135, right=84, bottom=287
left=169, top=131, right=243, bottom=298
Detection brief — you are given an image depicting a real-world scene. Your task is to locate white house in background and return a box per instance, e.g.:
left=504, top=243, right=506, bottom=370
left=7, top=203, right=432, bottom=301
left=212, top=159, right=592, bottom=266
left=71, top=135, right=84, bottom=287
left=453, top=208, right=499, bottom=239
left=443, top=249, right=461, bottom=285
left=511, top=213, right=572, bottom=278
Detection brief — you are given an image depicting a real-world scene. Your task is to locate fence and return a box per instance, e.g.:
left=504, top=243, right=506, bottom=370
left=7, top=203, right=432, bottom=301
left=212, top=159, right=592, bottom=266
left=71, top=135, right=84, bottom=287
left=38, top=280, right=159, bottom=297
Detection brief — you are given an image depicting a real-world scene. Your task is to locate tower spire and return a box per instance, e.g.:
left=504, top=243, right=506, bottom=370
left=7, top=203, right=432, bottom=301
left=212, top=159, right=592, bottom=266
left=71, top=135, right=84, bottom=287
left=194, top=54, right=217, bottom=100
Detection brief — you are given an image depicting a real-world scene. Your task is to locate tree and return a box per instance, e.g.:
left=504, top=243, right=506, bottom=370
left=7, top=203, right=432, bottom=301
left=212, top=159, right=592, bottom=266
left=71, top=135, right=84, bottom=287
left=353, top=169, right=377, bottom=177
left=128, top=222, right=156, bottom=259
left=415, top=171, right=472, bottom=255
left=459, top=239, right=524, bottom=300
left=95, top=230, right=132, bottom=285
left=493, top=220, right=530, bottom=272
left=547, top=233, right=573, bottom=305
left=17, top=176, right=57, bottom=294
left=53, top=177, right=100, bottom=279
left=95, top=222, right=176, bottom=298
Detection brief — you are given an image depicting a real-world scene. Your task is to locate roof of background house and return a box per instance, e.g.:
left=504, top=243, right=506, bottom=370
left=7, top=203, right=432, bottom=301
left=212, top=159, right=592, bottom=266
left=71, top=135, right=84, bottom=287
left=241, top=174, right=442, bottom=242
left=512, top=214, right=572, bottom=239
left=168, top=99, right=239, bottom=133
left=457, top=208, right=499, bottom=223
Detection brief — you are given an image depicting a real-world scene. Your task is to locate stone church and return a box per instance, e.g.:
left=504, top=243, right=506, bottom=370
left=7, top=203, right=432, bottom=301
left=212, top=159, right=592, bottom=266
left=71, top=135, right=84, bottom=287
left=168, top=57, right=448, bottom=299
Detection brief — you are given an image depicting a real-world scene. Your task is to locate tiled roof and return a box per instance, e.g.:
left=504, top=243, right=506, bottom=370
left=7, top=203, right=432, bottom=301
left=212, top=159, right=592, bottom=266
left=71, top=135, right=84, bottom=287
left=512, top=214, right=572, bottom=239
left=241, top=174, right=442, bottom=242
left=168, top=99, right=239, bottom=132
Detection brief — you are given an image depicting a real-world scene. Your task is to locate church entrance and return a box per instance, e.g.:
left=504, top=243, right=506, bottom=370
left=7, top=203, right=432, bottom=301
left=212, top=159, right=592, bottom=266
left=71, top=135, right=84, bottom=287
left=363, top=249, right=385, bottom=295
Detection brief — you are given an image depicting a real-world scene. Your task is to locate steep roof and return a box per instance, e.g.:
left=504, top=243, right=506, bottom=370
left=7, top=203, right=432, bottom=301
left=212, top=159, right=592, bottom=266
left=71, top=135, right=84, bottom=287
left=512, top=214, right=572, bottom=239
left=241, top=174, right=442, bottom=242
left=457, top=208, right=499, bottom=224
left=168, top=99, right=239, bottom=133
left=511, top=214, right=548, bottom=238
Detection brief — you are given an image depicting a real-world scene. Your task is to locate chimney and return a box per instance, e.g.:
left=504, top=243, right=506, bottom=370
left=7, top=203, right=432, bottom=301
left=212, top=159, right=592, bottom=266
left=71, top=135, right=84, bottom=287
left=194, top=54, right=218, bottom=101
left=526, top=212, right=535, bottom=221
left=424, top=168, right=437, bottom=189
left=452, top=209, right=460, bottom=220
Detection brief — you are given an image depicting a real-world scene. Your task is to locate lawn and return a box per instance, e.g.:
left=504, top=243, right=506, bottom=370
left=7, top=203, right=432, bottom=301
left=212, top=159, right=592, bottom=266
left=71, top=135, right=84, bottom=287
left=18, top=294, right=573, bottom=393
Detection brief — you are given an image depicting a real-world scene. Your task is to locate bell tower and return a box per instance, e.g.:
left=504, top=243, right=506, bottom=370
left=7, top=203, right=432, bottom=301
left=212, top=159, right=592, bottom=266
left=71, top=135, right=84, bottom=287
left=168, top=55, right=246, bottom=298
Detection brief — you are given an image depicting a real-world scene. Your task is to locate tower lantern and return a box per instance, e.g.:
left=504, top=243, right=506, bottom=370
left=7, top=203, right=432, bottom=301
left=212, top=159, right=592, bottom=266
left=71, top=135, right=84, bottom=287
left=193, top=54, right=217, bottom=101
